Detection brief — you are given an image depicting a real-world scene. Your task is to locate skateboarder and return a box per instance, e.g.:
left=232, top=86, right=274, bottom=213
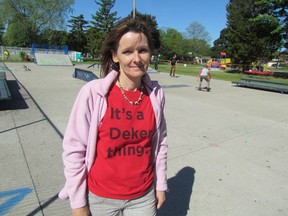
left=197, top=64, right=211, bottom=91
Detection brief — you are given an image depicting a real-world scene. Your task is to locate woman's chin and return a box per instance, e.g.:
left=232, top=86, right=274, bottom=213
left=131, top=67, right=147, bottom=74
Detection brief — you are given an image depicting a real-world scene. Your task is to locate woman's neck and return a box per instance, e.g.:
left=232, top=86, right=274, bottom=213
left=117, top=75, right=142, bottom=91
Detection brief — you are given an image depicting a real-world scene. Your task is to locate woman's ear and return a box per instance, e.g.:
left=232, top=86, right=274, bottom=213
left=112, top=52, right=119, bottom=63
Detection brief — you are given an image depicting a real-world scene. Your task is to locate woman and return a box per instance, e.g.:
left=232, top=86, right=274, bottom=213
left=59, top=17, right=168, bottom=216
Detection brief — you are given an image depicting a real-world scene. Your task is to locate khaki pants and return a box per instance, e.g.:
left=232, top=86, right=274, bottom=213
left=170, top=65, right=176, bottom=76
left=199, top=75, right=210, bottom=88
left=88, top=187, right=156, bottom=216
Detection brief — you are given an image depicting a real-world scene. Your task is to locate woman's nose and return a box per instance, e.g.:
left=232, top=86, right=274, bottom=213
left=133, top=51, right=140, bottom=62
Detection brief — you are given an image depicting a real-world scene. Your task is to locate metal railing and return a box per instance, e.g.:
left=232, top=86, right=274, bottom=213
left=0, top=46, right=79, bottom=61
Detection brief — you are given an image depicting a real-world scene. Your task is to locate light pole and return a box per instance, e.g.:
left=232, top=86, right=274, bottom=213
left=133, top=0, right=136, bottom=18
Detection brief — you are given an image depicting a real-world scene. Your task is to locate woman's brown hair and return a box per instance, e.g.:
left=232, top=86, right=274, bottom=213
left=100, top=16, right=153, bottom=77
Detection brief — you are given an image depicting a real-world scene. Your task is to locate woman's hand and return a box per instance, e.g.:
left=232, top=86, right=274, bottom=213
left=72, top=205, right=90, bottom=216
left=156, top=190, right=166, bottom=209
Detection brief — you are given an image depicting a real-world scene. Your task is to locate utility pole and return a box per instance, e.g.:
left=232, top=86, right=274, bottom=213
left=133, top=0, right=136, bottom=18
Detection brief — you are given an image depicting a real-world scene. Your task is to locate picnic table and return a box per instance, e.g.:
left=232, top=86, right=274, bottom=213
left=232, top=78, right=288, bottom=94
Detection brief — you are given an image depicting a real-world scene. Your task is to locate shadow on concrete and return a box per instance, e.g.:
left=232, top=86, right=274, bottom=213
left=0, top=119, right=46, bottom=134
left=0, top=80, right=28, bottom=111
left=26, top=193, right=59, bottom=216
left=157, top=166, right=195, bottom=216
left=161, top=84, right=191, bottom=89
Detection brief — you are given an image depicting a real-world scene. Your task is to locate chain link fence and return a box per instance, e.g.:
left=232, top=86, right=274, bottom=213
left=0, top=46, right=79, bottom=62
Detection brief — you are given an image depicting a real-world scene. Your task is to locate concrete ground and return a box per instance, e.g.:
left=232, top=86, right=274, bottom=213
left=1, top=62, right=288, bottom=216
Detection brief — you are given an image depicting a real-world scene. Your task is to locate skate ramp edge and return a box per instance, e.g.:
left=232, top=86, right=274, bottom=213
left=73, top=68, right=99, bottom=82
left=34, top=53, right=73, bottom=66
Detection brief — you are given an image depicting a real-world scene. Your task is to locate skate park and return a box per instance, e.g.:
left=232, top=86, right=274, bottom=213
left=0, top=61, right=288, bottom=216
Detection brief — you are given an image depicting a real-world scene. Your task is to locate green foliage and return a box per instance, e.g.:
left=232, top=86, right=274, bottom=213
left=91, top=0, right=118, bottom=33
left=0, top=0, right=74, bottom=46
left=212, top=0, right=288, bottom=67
left=0, top=0, right=212, bottom=61
left=86, top=27, right=100, bottom=57
left=189, top=38, right=211, bottom=57
left=254, top=0, right=288, bottom=50
left=67, top=14, right=89, bottom=53
left=41, top=29, right=68, bottom=46
left=19, top=51, right=26, bottom=61
left=159, top=28, right=184, bottom=59
left=212, top=28, right=229, bottom=57
left=0, top=21, right=5, bottom=45
left=159, top=25, right=211, bottom=60
left=128, top=11, right=161, bottom=53
left=222, top=0, right=283, bottom=70
left=185, top=22, right=211, bottom=42
left=4, top=17, right=33, bottom=46
left=88, top=0, right=119, bottom=55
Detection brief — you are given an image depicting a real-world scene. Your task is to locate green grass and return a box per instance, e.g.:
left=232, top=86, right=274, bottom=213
left=157, top=63, right=244, bottom=82
left=156, top=62, right=288, bottom=83
left=2, top=58, right=287, bottom=83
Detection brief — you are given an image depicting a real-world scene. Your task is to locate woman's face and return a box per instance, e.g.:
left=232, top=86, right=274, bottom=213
left=112, top=32, right=151, bottom=80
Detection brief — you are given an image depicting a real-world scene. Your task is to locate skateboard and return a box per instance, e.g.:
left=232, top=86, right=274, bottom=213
left=196, top=87, right=211, bottom=92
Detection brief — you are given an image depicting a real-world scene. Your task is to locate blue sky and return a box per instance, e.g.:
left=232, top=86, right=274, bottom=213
left=72, top=0, right=229, bottom=44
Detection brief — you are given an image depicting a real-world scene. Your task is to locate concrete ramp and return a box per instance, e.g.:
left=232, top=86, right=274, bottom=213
left=34, top=53, right=73, bottom=66
left=73, top=68, right=99, bottom=82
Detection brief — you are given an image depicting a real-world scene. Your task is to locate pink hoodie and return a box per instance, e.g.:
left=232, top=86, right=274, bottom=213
left=58, top=70, right=168, bottom=209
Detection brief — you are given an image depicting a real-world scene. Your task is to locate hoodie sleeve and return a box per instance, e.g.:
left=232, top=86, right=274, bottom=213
left=59, top=84, right=93, bottom=209
left=153, top=84, right=168, bottom=192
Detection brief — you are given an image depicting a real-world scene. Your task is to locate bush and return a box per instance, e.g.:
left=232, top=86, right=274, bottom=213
left=19, top=51, right=26, bottom=61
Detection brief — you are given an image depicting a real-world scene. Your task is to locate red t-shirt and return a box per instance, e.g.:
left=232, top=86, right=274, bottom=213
left=88, top=83, right=156, bottom=199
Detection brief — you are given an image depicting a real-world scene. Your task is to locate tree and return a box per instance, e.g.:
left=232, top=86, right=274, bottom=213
left=159, top=28, right=184, bottom=59
left=3, top=17, right=34, bottom=46
left=88, top=0, right=119, bottom=55
left=184, top=22, right=211, bottom=59
left=189, top=38, right=211, bottom=57
left=67, top=14, right=89, bottom=53
left=0, top=0, right=74, bottom=46
left=41, top=29, right=68, bottom=46
left=254, top=0, right=288, bottom=51
left=0, top=21, right=5, bottom=45
left=225, top=0, right=282, bottom=70
left=212, top=28, right=229, bottom=57
left=185, top=22, right=211, bottom=43
left=128, top=11, right=161, bottom=53
left=158, top=27, right=211, bottom=60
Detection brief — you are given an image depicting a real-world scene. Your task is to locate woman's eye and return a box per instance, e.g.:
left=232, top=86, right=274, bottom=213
left=122, top=48, right=149, bottom=55
left=139, top=49, right=148, bottom=53
left=123, top=50, right=132, bottom=55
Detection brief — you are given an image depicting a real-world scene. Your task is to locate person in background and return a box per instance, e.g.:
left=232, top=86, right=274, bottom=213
left=169, top=54, right=178, bottom=77
left=154, top=54, right=159, bottom=70
left=4, top=50, right=10, bottom=61
left=59, top=16, right=168, bottom=216
left=197, top=64, right=211, bottom=90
